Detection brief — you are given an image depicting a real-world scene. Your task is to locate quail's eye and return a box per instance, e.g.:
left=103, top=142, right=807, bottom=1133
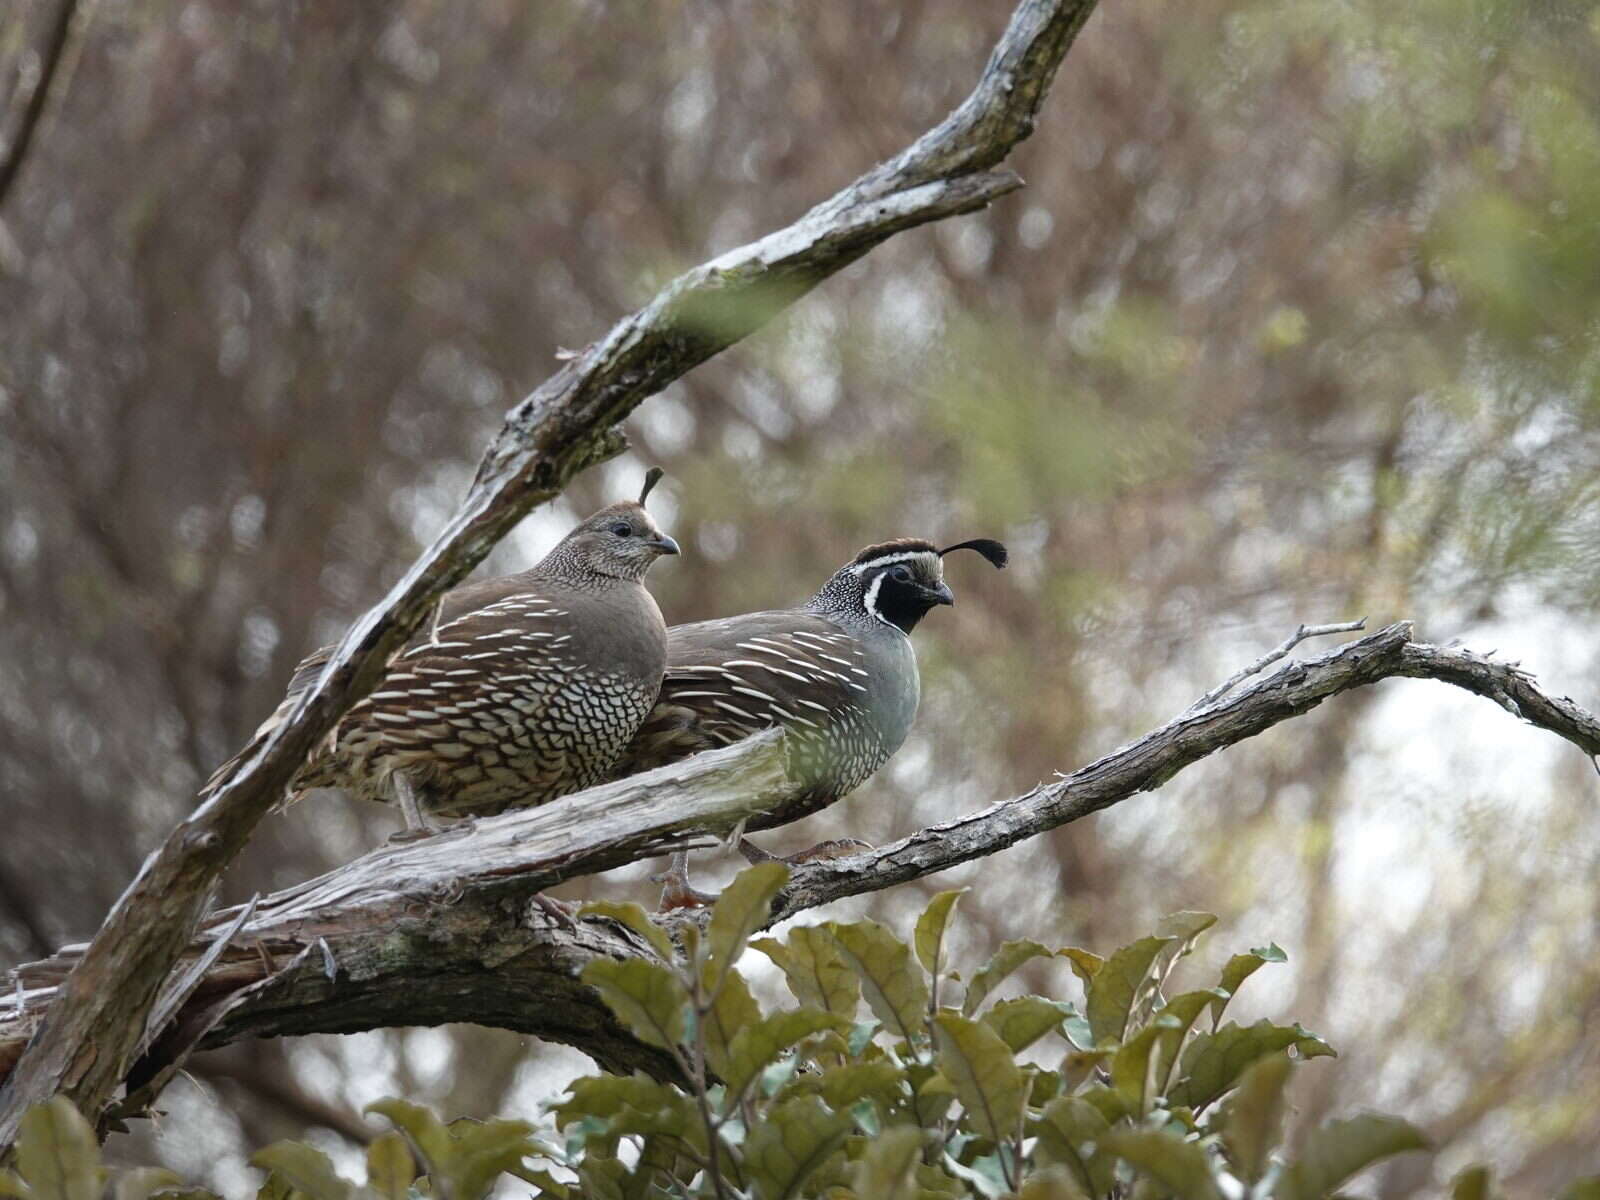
left=890, top=565, right=912, bottom=582
left=610, top=522, right=633, bottom=538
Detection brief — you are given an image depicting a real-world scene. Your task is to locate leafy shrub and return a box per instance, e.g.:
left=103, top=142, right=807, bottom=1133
left=5, top=863, right=1598, bottom=1199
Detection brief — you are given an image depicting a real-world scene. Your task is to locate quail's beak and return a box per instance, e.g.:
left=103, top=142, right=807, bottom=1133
left=926, top=581, right=955, bottom=607
left=648, top=534, right=682, bottom=557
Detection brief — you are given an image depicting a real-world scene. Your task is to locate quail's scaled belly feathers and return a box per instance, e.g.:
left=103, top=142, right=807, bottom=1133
left=212, top=474, right=680, bottom=831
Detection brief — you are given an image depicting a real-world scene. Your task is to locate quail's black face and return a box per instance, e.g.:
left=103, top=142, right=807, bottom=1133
left=855, top=549, right=954, bottom=635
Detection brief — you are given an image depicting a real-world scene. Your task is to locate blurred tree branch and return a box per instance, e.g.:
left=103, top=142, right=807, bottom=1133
left=3, top=620, right=1596, bottom=1098
left=0, top=0, right=1100, bottom=1148
left=0, top=0, right=81, bottom=215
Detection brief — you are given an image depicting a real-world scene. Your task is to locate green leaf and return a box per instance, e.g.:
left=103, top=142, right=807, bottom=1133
left=742, top=1095, right=852, bottom=1200
left=254, top=1178, right=294, bottom=1200
left=981, top=995, right=1068, bottom=1052
left=365, top=1098, right=453, bottom=1168
left=575, top=1156, right=626, bottom=1200
left=827, top=920, right=929, bottom=1043
left=553, top=1073, right=701, bottom=1151
left=16, top=1096, right=104, bottom=1200
left=1168, top=1020, right=1334, bottom=1112
left=1150, top=990, right=1227, bottom=1095
left=112, top=1168, right=184, bottom=1200
left=1211, top=944, right=1287, bottom=1028
left=701, top=965, right=762, bottom=1082
left=1451, top=1165, right=1493, bottom=1200
left=1223, top=1055, right=1293, bottom=1185
left=724, top=1009, right=849, bottom=1105
left=438, top=1118, right=541, bottom=1200
left=962, top=939, right=1053, bottom=1016
left=1098, top=1128, right=1223, bottom=1200
left=1031, top=1095, right=1113, bottom=1195
left=1279, top=1114, right=1429, bottom=1200
left=1110, top=1016, right=1179, bottom=1112
left=1155, top=911, right=1218, bottom=944
left=753, top=926, right=861, bottom=1018
left=578, top=900, right=676, bottom=962
left=851, top=1125, right=923, bottom=1199
left=1058, top=949, right=1104, bottom=991
left=707, top=861, right=790, bottom=997
left=932, top=1013, right=1027, bottom=1144
left=363, top=1132, right=416, bottom=1200
left=914, top=1161, right=969, bottom=1198
left=915, top=889, right=967, bottom=974
left=1085, top=935, right=1171, bottom=1044
left=249, top=1143, right=351, bottom=1200
left=1014, top=1165, right=1093, bottom=1199
left=1557, top=1180, right=1600, bottom=1200
left=1059, top=1048, right=1112, bottom=1093
left=627, top=1136, right=689, bottom=1200
left=510, top=1165, right=572, bottom=1198
left=781, top=1061, right=905, bottom=1110
left=581, top=957, right=690, bottom=1051
left=912, top=1065, right=957, bottom=1127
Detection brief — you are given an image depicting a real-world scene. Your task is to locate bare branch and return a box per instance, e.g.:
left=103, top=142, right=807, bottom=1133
left=0, top=0, right=82, bottom=214
left=1183, top=618, right=1369, bottom=715
left=0, top=0, right=1098, bottom=1144
left=4, top=621, right=1599, bottom=1094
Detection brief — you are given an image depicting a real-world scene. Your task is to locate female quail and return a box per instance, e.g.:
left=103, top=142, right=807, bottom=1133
left=612, top=536, right=1006, bottom=904
left=212, top=472, right=680, bottom=835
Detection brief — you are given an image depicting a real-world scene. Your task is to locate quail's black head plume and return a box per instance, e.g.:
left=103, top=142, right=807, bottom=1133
left=612, top=533, right=1007, bottom=906
left=206, top=473, right=679, bottom=836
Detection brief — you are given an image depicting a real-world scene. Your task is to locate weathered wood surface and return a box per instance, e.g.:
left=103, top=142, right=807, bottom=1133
left=6, top=622, right=1596, bottom=1099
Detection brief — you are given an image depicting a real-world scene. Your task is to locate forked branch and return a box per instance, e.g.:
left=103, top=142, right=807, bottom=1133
left=3, top=621, right=1596, bottom=1095
left=0, top=0, right=1101, bottom=1145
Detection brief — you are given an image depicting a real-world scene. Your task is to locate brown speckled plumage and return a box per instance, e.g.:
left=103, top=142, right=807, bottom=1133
left=210, top=488, right=678, bottom=824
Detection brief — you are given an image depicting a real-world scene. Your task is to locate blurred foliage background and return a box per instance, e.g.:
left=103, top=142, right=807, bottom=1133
left=3, top=0, right=1599, bottom=1193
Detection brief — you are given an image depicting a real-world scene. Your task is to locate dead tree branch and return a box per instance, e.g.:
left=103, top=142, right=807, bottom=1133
left=0, top=0, right=1099, bottom=1146
left=3, top=621, right=1596, bottom=1097
left=0, top=0, right=82, bottom=214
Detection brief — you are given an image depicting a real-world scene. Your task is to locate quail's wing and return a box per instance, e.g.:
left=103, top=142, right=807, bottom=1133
left=201, top=577, right=567, bottom=793
left=616, top=611, right=871, bottom=773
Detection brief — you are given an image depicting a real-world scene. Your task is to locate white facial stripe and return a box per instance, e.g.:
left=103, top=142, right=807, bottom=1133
left=848, top=550, right=941, bottom=577
left=861, top=571, right=897, bottom=630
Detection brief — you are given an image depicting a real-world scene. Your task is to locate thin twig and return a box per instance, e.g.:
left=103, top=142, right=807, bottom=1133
left=1183, top=619, right=1368, bottom=715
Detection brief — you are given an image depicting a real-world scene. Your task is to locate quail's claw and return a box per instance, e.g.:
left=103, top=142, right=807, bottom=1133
left=737, top=837, right=781, bottom=864
left=786, top=837, right=873, bottom=863
left=655, top=851, right=718, bottom=911
left=532, top=893, right=577, bottom=930
left=386, top=826, right=435, bottom=845
left=739, top=837, right=872, bottom=866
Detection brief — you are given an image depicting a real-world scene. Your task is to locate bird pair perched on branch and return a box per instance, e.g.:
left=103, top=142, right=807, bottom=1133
left=214, top=470, right=1006, bottom=907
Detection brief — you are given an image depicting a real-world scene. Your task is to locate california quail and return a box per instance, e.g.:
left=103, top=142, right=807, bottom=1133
left=208, top=472, right=680, bottom=836
left=611, top=536, right=1006, bottom=905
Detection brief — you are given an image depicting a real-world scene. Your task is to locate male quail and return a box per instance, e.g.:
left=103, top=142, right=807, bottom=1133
left=209, top=471, right=680, bottom=836
left=612, top=535, right=1006, bottom=905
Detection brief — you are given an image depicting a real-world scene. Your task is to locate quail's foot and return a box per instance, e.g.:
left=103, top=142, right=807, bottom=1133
left=653, top=851, right=719, bottom=911
left=738, top=836, right=872, bottom=865
left=532, top=892, right=578, bottom=929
